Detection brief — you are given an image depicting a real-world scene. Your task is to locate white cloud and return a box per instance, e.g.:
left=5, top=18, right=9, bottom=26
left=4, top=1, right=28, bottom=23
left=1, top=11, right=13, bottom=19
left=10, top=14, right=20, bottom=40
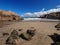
left=47, top=8, right=60, bottom=13
left=24, top=12, right=34, bottom=17
left=22, top=6, right=60, bottom=18
left=57, top=5, right=60, bottom=8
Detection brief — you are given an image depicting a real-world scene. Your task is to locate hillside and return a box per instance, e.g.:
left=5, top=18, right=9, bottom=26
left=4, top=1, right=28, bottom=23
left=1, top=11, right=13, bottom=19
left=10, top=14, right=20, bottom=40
left=0, top=10, right=23, bottom=21
left=40, top=12, right=60, bottom=20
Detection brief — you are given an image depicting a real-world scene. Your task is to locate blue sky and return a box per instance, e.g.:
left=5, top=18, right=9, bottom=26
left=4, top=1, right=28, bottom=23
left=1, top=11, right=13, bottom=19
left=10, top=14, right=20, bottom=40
left=0, top=0, right=60, bottom=16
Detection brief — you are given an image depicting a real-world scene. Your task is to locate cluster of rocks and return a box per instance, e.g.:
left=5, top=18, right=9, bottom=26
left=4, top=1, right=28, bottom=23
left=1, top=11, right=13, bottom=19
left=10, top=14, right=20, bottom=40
left=48, top=33, right=60, bottom=45
left=55, top=23, right=60, bottom=30
left=6, top=27, right=36, bottom=45
left=48, top=23, right=60, bottom=45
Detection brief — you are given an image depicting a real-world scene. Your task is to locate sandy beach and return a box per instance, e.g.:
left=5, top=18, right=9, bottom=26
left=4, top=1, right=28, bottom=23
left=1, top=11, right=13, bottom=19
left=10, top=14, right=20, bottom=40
left=0, top=21, right=60, bottom=45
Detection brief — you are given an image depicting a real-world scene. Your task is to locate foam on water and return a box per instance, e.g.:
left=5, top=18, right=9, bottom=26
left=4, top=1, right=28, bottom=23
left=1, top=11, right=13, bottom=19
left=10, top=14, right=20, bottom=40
left=23, top=18, right=60, bottom=21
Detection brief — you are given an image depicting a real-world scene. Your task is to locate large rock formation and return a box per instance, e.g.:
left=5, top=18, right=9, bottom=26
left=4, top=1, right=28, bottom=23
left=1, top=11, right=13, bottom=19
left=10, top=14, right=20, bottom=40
left=40, top=12, right=60, bottom=20
left=0, top=10, right=23, bottom=21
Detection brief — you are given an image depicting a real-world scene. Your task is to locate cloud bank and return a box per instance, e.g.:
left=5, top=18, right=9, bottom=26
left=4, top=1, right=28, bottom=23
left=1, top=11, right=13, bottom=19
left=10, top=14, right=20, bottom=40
left=21, top=5, right=60, bottom=18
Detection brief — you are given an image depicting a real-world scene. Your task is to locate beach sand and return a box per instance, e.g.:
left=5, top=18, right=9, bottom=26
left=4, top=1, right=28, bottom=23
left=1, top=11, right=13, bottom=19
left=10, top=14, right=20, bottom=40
left=0, top=21, right=59, bottom=45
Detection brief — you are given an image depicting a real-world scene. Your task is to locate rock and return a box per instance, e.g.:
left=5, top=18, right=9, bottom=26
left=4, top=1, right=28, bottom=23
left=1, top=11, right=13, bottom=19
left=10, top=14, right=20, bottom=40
left=11, top=30, right=18, bottom=36
left=56, top=42, right=60, bottom=45
left=49, top=33, right=60, bottom=45
left=6, top=37, right=16, bottom=45
left=2, top=33, right=9, bottom=36
left=18, top=29, right=22, bottom=31
left=20, top=28, right=36, bottom=41
left=55, top=23, right=60, bottom=28
left=6, top=30, right=19, bottom=45
left=27, top=29, right=36, bottom=37
left=57, top=28, right=60, bottom=30
left=20, top=32, right=30, bottom=40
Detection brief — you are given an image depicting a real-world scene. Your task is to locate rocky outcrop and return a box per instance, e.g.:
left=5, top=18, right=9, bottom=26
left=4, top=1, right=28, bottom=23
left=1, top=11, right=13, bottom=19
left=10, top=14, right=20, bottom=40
left=6, top=30, right=19, bottom=45
left=55, top=23, right=60, bottom=28
left=19, top=28, right=36, bottom=41
left=0, top=10, right=23, bottom=21
left=40, top=12, right=60, bottom=20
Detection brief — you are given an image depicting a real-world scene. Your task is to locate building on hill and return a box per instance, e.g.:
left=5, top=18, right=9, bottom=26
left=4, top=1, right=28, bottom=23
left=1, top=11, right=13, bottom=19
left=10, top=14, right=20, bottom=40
left=0, top=10, right=22, bottom=21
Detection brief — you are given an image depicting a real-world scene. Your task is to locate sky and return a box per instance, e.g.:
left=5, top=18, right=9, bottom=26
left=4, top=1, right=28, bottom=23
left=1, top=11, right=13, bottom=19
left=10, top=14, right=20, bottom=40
left=0, top=0, right=60, bottom=17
